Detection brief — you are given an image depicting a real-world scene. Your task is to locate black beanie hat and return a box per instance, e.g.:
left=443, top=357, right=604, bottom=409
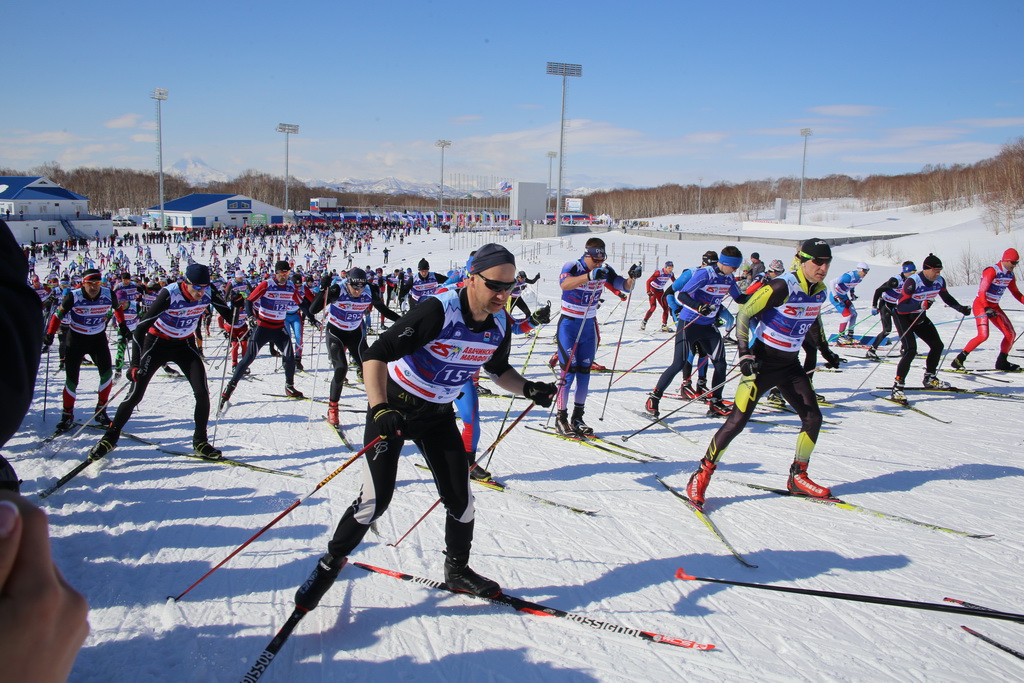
left=470, top=243, right=516, bottom=274
left=275, top=260, right=291, bottom=272
left=923, top=253, right=943, bottom=269
left=797, top=238, right=832, bottom=262
left=418, top=258, right=429, bottom=271
left=185, top=263, right=211, bottom=286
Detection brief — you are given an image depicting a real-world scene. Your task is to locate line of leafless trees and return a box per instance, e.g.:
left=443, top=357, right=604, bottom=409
left=4, top=138, right=1022, bottom=228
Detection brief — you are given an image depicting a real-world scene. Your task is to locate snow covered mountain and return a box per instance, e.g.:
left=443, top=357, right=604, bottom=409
left=166, top=157, right=231, bottom=185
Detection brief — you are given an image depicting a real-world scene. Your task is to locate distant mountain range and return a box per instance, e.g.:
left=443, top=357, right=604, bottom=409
left=165, top=156, right=624, bottom=198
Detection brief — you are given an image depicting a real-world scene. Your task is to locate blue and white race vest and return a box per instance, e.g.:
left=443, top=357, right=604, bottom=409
left=67, top=288, right=114, bottom=335
left=389, top=289, right=508, bottom=403
left=152, top=283, right=212, bottom=339
left=753, top=272, right=826, bottom=352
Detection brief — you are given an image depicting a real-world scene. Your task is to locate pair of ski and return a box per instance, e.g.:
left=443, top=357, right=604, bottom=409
left=656, top=475, right=991, bottom=569
left=525, top=423, right=661, bottom=463
left=38, top=424, right=301, bottom=499
left=240, top=562, right=714, bottom=681
left=413, top=463, right=597, bottom=516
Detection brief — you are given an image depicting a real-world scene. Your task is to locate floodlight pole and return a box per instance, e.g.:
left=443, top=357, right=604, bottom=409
left=277, top=123, right=299, bottom=217
left=798, top=128, right=813, bottom=225
left=435, top=140, right=451, bottom=224
left=546, top=151, right=557, bottom=216
left=151, top=88, right=168, bottom=230
left=546, top=62, right=582, bottom=232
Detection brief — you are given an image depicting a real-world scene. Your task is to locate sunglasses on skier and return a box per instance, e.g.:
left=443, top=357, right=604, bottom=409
left=476, top=274, right=517, bottom=293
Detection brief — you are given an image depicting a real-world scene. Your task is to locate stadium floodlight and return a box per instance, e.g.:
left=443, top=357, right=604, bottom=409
left=151, top=88, right=168, bottom=230
left=436, top=140, right=451, bottom=220
left=546, top=151, right=557, bottom=215
left=277, top=123, right=300, bottom=215
left=799, top=128, right=813, bottom=225
left=546, top=62, right=582, bottom=230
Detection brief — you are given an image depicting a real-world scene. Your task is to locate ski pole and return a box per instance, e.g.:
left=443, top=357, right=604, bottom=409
left=545, top=291, right=600, bottom=429
left=851, top=308, right=927, bottom=394
left=170, top=437, right=380, bottom=602
left=304, top=290, right=332, bottom=422
left=612, top=316, right=701, bottom=385
left=211, top=306, right=239, bottom=445
left=392, top=404, right=534, bottom=547
left=598, top=287, right=633, bottom=420
left=486, top=313, right=547, bottom=471
left=622, top=367, right=742, bottom=441
left=936, top=313, right=969, bottom=371
left=675, top=568, right=1024, bottom=624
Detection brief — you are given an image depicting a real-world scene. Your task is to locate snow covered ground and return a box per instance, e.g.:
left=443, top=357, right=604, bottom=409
left=9, top=202, right=1024, bottom=682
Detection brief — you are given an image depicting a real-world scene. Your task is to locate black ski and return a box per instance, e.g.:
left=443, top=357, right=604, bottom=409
left=870, top=393, right=951, bottom=423
left=724, top=479, right=993, bottom=539
left=239, top=608, right=307, bottom=682
left=353, top=562, right=715, bottom=650
left=960, top=626, right=1024, bottom=660
left=325, top=419, right=355, bottom=452
left=656, top=476, right=757, bottom=568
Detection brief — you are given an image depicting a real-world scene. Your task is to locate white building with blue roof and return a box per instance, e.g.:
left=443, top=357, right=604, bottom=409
left=0, top=176, right=112, bottom=243
left=147, top=193, right=284, bottom=230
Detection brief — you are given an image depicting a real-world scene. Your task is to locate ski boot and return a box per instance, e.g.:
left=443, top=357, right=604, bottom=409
left=995, top=352, right=1021, bottom=372
left=193, top=441, right=223, bottom=461
left=661, top=324, right=672, bottom=332
left=951, top=351, right=968, bottom=370
left=706, top=399, right=731, bottom=417
left=88, top=438, right=117, bottom=461
left=787, top=461, right=832, bottom=498
left=680, top=378, right=696, bottom=399
left=93, top=405, right=111, bottom=426
left=639, top=319, right=647, bottom=331
left=890, top=378, right=907, bottom=405
left=645, top=392, right=661, bottom=419
left=327, top=401, right=340, bottom=426
left=865, top=348, right=880, bottom=362
left=55, top=410, right=74, bottom=435
left=218, top=380, right=237, bottom=412
left=570, top=404, right=594, bottom=437
left=295, top=553, right=347, bottom=612
left=686, top=457, right=716, bottom=508
left=547, top=353, right=558, bottom=369
left=469, top=454, right=492, bottom=482
left=922, top=372, right=951, bottom=389
left=284, top=384, right=305, bottom=398
left=554, top=409, right=575, bottom=436
left=444, top=554, right=500, bottom=598
left=765, top=388, right=785, bottom=407
left=694, top=377, right=708, bottom=398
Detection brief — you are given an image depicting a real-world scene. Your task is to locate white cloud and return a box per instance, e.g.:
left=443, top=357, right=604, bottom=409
left=132, top=133, right=156, bottom=143
left=842, top=142, right=1002, bottom=165
left=451, top=115, right=482, bottom=125
left=105, top=113, right=142, bottom=129
left=954, top=117, right=1024, bottom=128
left=808, top=105, right=884, bottom=117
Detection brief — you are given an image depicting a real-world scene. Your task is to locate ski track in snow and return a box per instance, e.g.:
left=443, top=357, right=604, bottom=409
left=13, top=213, right=1024, bottom=681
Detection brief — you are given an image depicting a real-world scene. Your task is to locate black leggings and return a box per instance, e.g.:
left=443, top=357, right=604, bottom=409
left=870, top=303, right=895, bottom=351
left=704, top=350, right=822, bottom=465
left=229, top=324, right=295, bottom=385
left=326, top=391, right=474, bottom=560
left=62, top=331, right=113, bottom=412
left=109, top=336, right=210, bottom=443
left=894, top=313, right=942, bottom=380
left=325, top=325, right=368, bottom=401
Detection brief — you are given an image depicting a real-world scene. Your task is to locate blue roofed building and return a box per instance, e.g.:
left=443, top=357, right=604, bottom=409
left=147, top=193, right=284, bottom=230
left=0, top=176, right=112, bottom=243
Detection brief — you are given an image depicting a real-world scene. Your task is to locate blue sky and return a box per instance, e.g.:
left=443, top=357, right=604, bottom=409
left=3, top=0, right=1022, bottom=190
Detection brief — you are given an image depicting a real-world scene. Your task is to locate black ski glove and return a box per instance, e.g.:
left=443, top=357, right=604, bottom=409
left=958, top=305, right=971, bottom=316
left=738, top=354, right=757, bottom=377
left=696, top=302, right=716, bottom=316
left=529, top=303, right=551, bottom=326
left=821, top=347, right=843, bottom=370
left=628, top=263, right=642, bottom=279
left=985, top=307, right=997, bottom=319
left=371, top=402, right=405, bottom=439
left=589, top=267, right=608, bottom=281
left=523, top=381, right=557, bottom=408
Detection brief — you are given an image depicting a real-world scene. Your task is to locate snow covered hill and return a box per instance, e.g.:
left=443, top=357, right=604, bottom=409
left=10, top=207, right=1024, bottom=682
